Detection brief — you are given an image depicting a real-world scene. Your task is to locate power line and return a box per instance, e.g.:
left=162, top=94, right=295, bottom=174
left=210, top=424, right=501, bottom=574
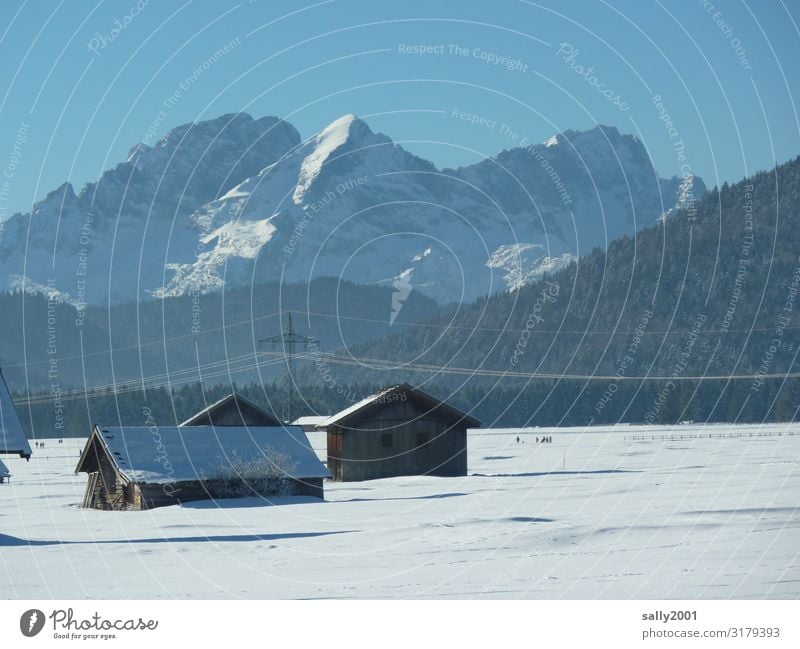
left=11, top=345, right=800, bottom=408
left=5, top=306, right=796, bottom=372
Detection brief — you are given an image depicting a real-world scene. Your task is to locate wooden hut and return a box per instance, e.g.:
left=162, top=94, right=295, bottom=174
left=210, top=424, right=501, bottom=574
left=320, top=383, right=480, bottom=482
left=180, top=392, right=281, bottom=427
left=0, top=367, right=32, bottom=459
left=0, top=458, right=9, bottom=483
left=75, top=424, right=330, bottom=510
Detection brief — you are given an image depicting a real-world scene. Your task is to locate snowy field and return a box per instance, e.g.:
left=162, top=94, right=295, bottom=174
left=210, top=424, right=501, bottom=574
left=1, top=424, right=798, bottom=599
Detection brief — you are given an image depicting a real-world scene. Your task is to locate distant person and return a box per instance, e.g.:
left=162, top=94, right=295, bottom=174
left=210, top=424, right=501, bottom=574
left=535, top=436, right=538, bottom=443
left=516, top=435, right=520, bottom=444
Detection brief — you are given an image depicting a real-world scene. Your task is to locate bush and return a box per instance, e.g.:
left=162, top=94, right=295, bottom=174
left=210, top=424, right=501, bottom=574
left=205, top=447, right=296, bottom=499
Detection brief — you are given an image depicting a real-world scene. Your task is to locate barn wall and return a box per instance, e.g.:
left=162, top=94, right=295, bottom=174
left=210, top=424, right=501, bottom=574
left=83, top=471, right=129, bottom=510
left=135, top=476, right=324, bottom=510
left=328, top=431, right=343, bottom=481
left=333, top=398, right=468, bottom=481
left=81, top=437, right=131, bottom=510
left=290, top=477, right=324, bottom=499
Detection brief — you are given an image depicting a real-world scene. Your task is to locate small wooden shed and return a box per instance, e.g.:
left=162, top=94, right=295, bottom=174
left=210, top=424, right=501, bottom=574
left=180, top=392, right=281, bottom=427
left=0, top=458, right=10, bottom=483
left=76, top=424, right=330, bottom=510
left=320, top=383, right=480, bottom=482
left=0, top=367, right=32, bottom=460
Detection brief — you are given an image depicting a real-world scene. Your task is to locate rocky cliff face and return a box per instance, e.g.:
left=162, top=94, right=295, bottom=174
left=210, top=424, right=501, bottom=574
left=0, top=113, right=703, bottom=305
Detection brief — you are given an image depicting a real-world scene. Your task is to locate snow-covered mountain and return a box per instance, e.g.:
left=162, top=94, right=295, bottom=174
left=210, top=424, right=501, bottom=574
left=0, top=113, right=300, bottom=304
left=0, top=113, right=704, bottom=305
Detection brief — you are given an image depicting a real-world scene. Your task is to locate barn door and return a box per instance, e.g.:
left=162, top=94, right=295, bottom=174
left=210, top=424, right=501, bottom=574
left=328, top=432, right=343, bottom=480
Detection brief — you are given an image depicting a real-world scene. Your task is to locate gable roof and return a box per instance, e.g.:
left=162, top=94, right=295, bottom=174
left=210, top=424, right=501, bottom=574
left=319, top=383, right=481, bottom=429
left=0, top=368, right=32, bottom=459
left=179, top=392, right=281, bottom=427
left=76, top=425, right=330, bottom=484
left=0, top=458, right=9, bottom=479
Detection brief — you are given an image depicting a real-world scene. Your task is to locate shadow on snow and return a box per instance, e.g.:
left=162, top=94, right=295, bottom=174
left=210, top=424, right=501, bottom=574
left=0, top=530, right=356, bottom=547
left=471, top=469, right=642, bottom=478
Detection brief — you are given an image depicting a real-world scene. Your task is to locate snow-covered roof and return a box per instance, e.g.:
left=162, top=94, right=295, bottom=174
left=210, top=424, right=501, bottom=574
left=319, top=383, right=480, bottom=429
left=80, top=425, right=330, bottom=484
left=179, top=392, right=281, bottom=427
left=0, top=368, right=32, bottom=458
left=0, top=458, right=9, bottom=478
left=292, top=416, right=329, bottom=426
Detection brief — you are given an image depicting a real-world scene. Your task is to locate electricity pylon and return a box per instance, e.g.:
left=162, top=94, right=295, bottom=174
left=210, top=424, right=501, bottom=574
left=259, top=312, right=318, bottom=423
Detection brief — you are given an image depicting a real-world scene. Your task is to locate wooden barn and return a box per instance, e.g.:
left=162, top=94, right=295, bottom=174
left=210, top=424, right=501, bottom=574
left=75, top=424, right=330, bottom=510
left=180, top=392, right=281, bottom=427
left=0, top=458, right=9, bottom=483
left=320, top=383, right=480, bottom=482
left=0, top=367, right=32, bottom=460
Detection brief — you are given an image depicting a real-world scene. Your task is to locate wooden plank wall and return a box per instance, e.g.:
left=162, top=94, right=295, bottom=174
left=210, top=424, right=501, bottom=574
left=334, top=398, right=468, bottom=481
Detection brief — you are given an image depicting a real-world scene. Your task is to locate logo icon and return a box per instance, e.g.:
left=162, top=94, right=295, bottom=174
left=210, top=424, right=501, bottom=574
left=20, top=609, right=45, bottom=637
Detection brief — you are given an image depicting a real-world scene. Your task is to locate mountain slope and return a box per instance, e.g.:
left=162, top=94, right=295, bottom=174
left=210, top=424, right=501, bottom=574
left=320, top=156, right=799, bottom=419
left=0, top=277, right=441, bottom=390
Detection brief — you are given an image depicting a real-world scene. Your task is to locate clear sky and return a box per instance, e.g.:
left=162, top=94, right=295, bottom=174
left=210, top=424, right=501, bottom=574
left=1, top=0, right=798, bottom=217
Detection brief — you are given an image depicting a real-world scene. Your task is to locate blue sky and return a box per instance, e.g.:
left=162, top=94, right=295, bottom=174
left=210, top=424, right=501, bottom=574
left=1, top=0, right=798, bottom=217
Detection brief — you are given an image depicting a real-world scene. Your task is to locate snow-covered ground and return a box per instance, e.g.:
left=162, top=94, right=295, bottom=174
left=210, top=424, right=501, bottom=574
left=1, top=423, right=798, bottom=599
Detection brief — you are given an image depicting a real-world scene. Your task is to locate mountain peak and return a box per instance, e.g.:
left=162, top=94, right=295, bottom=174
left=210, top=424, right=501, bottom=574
left=293, top=114, right=370, bottom=204
left=32, top=181, right=77, bottom=215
